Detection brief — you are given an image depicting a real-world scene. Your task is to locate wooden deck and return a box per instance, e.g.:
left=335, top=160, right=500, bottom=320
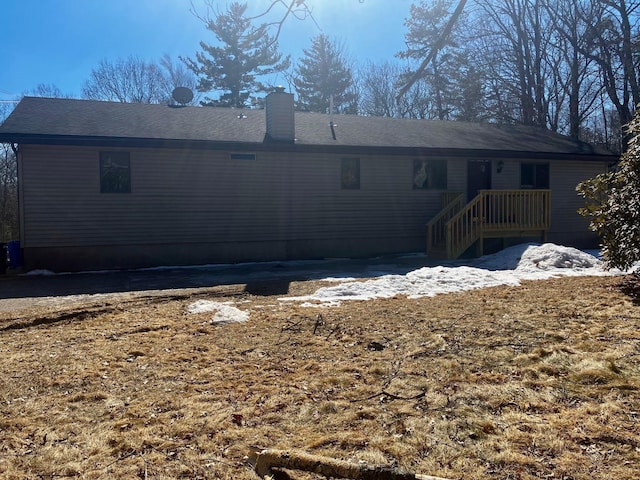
left=427, top=190, right=551, bottom=259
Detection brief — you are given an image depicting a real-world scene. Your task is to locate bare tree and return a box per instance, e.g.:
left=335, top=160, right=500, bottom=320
left=82, top=56, right=168, bottom=103
left=358, top=61, right=403, bottom=117
left=393, top=0, right=634, bottom=148
left=475, top=0, right=557, bottom=128
left=0, top=103, right=18, bottom=242
left=82, top=55, right=200, bottom=105
left=398, top=77, right=437, bottom=119
left=542, top=0, right=597, bottom=138
left=579, top=0, right=640, bottom=145
left=0, top=143, right=17, bottom=242
left=28, top=83, right=73, bottom=99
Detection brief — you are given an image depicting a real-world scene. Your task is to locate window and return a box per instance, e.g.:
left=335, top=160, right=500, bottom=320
left=413, top=159, right=447, bottom=189
left=100, top=151, right=131, bottom=193
left=341, top=158, right=360, bottom=189
left=230, top=152, right=256, bottom=160
left=520, top=163, right=549, bottom=189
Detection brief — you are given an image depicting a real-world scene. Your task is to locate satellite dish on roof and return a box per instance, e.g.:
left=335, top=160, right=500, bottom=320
left=172, top=87, right=194, bottom=105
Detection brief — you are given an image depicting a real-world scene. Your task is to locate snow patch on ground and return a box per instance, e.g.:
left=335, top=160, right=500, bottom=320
left=24, top=269, right=57, bottom=276
left=186, top=300, right=249, bottom=323
left=515, top=243, right=604, bottom=276
left=283, top=243, right=620, bottom=307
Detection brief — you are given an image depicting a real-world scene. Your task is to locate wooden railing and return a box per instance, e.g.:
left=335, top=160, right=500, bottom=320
left=426, top=192, right=464, bottom=253
left=445, top=193, right=484, bottom=259
left=427, top=190, right=551, bottom=259
left=441, top=191, right=464, bottom=209
left=481, top=189, right=551, bottom=233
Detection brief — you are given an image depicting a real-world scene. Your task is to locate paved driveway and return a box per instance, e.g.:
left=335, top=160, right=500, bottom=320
left=0, top=254, right=436, bottom=313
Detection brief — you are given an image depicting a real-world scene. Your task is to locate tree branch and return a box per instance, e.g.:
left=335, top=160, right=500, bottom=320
left=396, top=0, right=468, bottom=102
left=248, top=448, right=454, bottom=480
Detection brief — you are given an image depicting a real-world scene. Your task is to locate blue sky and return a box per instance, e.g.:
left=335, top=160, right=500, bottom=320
left=1, top=0, right=412, bottom=100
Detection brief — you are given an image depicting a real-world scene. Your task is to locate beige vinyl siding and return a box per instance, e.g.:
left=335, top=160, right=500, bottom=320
left=21, top=145, right=102, bottom=247
left=20, top=145, right=446, bottom=266
left=21, top=146, right=290, bottom=247
left=446, top=158, right=466, bottom=194
left=492, top=159, right=516, bottom=190
left=548, top=160, right=607, bottom=246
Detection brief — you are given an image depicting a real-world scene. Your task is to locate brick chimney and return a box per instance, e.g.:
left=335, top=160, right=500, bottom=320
left=265, top=86, right=295, bottom=142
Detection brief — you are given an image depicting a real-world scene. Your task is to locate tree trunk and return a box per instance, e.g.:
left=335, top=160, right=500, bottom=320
left=249, top=448, right=453, bottom=480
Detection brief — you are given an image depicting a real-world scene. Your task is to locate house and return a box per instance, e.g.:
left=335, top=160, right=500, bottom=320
left=0, top=90, right=617, bottom=272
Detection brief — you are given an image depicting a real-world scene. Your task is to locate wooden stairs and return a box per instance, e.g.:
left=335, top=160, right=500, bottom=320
left=427, top=190, right=551, bottom=260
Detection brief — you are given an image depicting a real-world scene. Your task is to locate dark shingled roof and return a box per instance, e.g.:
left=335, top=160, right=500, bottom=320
left=0, top=96, right=616, bottom=158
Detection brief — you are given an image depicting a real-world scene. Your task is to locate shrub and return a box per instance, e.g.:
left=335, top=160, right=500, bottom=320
left=577, top=112, right=640, bottom=271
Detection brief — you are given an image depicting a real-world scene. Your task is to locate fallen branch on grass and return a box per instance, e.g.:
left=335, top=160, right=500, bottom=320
left=350, top=388, right=427, bottom=403
left=248, top=448, right=453, bottom=480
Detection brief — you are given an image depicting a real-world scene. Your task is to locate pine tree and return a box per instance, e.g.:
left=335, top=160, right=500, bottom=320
left=294, top=34, right=355, bottom=114
left=183, top=2, right=290, bottom=108
left=577, top=112, right=640, bottom=271
left=397, top=0, right=483, bottom=121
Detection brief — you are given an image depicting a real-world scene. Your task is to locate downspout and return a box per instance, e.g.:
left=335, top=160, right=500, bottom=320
left=10, top=142, right=22, bottom=251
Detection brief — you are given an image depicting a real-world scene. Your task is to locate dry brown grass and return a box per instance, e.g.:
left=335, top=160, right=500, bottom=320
left=0, top=275, right=639, bottom=479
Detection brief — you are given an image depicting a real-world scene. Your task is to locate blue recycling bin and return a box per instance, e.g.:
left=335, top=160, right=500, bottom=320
left=0, top=243, right=6, bottom=274
left=8, top=240, right=22, bottom=269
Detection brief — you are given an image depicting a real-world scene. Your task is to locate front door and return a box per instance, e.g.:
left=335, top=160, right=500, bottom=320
left=467, top=160, right=492, bottom=200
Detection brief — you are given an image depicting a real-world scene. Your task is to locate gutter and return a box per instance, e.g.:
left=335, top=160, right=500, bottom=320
left=0, top=133, right=620, bottom=163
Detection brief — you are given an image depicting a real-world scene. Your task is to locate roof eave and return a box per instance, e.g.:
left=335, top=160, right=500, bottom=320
left=0, top=133, right=619, bottom=162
